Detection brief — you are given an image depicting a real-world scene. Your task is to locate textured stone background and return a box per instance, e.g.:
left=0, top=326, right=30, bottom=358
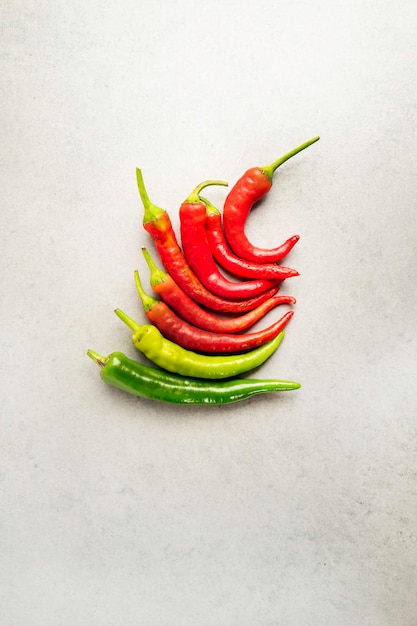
left=1, top=1, right=416, bottom=624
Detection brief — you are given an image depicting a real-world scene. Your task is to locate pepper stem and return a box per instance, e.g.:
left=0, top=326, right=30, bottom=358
left=87, top=349, right=108, bottom=368
left=199, top=196, right=220, bottom=216
left=136, top=168, right=165, bottom=224
left=114, top=308, right=141, bottom=332
left=261, top=136, right=320, bottom=180
left=184, top=179, right=228, bottom=203
left=141, top=247, right=167, bottom=286
left=134, top=269, right=158, bottom=312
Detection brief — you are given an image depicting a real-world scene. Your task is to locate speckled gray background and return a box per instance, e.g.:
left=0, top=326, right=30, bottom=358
left=1, top=1, right=416, bottom=624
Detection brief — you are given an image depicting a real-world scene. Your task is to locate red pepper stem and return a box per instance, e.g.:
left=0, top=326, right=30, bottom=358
left=185, top=180, right=228, bottom=203
left=141, top=247, right=166, bottom=287
left=114, top=308, right=141, bottom=332
left=261, top=136, right=320, bottom=180
left=87, top=349, right=108, bottom=368
left=199, top=196, right=220, bottom=216
left=136, top=168, right=165, bottom=224
left=134, top=270, right=158, bottom=312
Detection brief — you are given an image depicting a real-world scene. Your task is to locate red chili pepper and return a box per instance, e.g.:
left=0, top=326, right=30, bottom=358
left=223, top=136, right=320, bottom=263
left=141, top=247, right=296, bottom=333
left=179, top=184, right=297, bottom=299
left=202, top=196, right=300, bottom=280
left=137, top=168, right=279, bottom=312
left=132, top=270, right=294, bottom=354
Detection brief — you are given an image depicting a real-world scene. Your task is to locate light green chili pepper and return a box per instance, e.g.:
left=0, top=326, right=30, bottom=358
left=115, top=309, right=286, bottom=379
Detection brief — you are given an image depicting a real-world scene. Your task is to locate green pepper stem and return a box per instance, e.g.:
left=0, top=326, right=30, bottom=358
left=261, top=136, right=320, bottom=180
left=136, top=168, right=165, bottom=224
left=185, top=180, right=228, bottom=203
left=134, top=269, right=158, bottom=312
left=141, top=247, right=167, bottom=286
left=114, top=308, right=141, bottom=332
left=87, top=349, right=108, bottom=368
left=199, top=196, right=220, bottom=216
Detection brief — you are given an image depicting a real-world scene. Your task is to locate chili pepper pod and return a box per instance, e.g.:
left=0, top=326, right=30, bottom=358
left=142, top=247, right=295, bottom=333
left=133, top=269, right=294, bottom=354
left=223, top=136, right=320, bottom=263
left=87, top=350, right=301, bottom=405
left=179, top=183, right=284, bottom=298
left=137, top=168, right=279, bottom=313
left=115, top=308, right=287, bottom=379
left=202, top=196, right=300, bottom=280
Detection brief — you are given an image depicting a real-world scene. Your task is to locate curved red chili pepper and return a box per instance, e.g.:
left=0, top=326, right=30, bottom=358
left=137, top=169, right=278, bottom=312
left=202, top=197, right=300, bottom=280
left=179, top=184, right=296, bottom=299
left=133, top=270, right=294, bottom=354
left=223, top=136, right=320, bottom=263
left=142, top=247, right=296, bottom=333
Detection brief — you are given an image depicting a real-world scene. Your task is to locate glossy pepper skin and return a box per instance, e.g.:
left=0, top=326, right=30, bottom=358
left=115, top=309, right=287, bottom=379
left=133, top=269, right=294, bottom=354
left=137, top=169, right=279, bottom=313
left=142, top=247, right=295, bottom=333
left=202, top=197, right=300, bottom=280
left=179, top=185, right=286, bottom=299
left=87, top=350, right=301, bottom=405
left=223, top=136, right=320, bottom=263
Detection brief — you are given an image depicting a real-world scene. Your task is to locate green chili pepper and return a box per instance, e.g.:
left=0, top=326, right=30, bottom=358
left=115, top=309, right=287, bottom=379
left=87, top=350, right=300, bottom=405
